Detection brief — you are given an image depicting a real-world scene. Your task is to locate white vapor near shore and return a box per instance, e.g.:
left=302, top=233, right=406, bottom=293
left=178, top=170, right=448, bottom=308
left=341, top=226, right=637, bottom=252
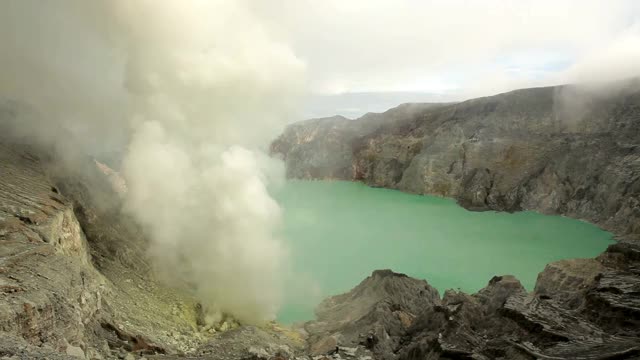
left=0, top=0, right=304, bottom=323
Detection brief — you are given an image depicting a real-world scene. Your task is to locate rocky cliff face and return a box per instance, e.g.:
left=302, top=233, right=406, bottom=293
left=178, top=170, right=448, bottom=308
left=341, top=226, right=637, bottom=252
left=272, top=80, right=640, bottom=242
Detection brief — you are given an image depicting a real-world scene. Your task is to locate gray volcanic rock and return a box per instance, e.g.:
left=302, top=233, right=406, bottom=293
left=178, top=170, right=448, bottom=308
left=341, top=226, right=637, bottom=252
left=271, top=79, right=640, bottom=242
left=533, top=258, right=605, bottom=310
left=304, top=270, right=440, bottom=358
left=303, top=246, right=640, bottom=359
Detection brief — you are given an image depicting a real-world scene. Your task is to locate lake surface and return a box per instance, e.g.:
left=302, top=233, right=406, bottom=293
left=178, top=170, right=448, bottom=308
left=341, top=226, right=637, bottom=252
left=272, top=180, right=613, bottom=323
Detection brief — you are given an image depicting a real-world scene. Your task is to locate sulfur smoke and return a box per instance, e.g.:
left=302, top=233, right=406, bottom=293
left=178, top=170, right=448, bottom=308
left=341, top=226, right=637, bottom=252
left=0, top=1, right=304, bottom=323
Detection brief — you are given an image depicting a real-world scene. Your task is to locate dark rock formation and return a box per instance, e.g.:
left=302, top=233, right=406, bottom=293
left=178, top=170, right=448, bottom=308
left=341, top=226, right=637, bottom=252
left=305, top=269, right=440, bottom=358
left=271, top=79, right=640, bottom=242
left=304, top=250, right=640, bottom=359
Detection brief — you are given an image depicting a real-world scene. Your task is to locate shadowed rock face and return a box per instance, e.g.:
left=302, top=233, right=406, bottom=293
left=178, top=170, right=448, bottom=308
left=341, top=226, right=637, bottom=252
left=303, top=251, right=640, bottom=360
left=305, top=270, right=440, bottom=357
left=272, top=80, right=640, bottom=242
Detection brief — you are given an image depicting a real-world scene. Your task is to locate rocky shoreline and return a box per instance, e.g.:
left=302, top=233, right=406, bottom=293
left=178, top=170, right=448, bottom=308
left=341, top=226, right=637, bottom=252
left=1, top=80, right=639, bottom=359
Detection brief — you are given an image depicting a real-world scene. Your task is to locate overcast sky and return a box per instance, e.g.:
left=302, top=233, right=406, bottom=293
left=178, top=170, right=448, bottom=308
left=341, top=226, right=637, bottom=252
left=2, top=1, right=640, bottom=120
left=253, top=0, right=640, bottom=101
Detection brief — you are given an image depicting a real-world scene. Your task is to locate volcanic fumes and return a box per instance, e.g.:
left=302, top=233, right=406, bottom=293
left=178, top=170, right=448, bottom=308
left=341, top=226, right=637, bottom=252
left=0, top=0, right=305, bottom=323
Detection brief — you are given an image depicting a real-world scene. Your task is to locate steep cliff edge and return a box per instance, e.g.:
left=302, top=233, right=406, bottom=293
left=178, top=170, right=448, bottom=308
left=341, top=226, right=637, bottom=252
left=271, top=80, right=640, bottom=242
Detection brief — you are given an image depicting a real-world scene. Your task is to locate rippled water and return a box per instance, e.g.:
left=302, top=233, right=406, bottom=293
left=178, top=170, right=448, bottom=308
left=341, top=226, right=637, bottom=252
left=272, top=180, right=613, bottom=323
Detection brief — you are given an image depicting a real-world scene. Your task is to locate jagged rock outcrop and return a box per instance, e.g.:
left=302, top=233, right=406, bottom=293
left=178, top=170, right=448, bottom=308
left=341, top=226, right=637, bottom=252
left=271, top=79, right=640, bottom=242
left=304, top=270, right=440, bottom=358
left=304, top=248, right=640, bottom=360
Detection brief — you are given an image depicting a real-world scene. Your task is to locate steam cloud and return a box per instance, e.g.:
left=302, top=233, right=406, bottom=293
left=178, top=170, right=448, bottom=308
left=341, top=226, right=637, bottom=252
left=1, top=0, right=304, bottom=323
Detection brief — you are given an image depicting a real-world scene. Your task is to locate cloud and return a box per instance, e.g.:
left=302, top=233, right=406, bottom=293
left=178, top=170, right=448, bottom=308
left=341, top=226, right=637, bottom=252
left=560, top=23, right=640, bottom=84
left=254, top=0, right=640, bottom=95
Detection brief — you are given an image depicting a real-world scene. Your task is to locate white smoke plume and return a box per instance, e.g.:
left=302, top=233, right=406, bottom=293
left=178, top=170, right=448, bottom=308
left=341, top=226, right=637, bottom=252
left=0, top=0, right=305, bottom=323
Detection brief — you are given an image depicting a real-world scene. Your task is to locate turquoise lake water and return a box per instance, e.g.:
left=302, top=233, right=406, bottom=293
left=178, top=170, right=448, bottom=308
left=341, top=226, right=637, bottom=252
left=272, top=180, right=613, bottom=323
